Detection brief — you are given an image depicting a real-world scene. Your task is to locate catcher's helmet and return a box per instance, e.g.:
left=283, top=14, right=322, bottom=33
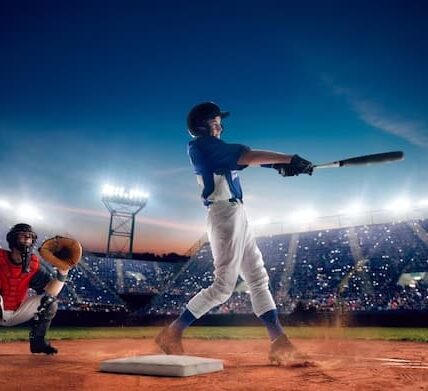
left=6, top=223, right=38, bottom=250
left=187, top=102, right=230, bottom=137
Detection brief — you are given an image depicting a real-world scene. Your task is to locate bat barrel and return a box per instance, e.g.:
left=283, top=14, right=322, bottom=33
left=341, top=151, right=404, bottom=166
left=313, top=151, right=404, bottom=170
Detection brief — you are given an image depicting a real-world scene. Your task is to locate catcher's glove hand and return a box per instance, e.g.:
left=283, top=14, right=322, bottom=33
left=273, top=155, right=313, bottom=177
left=38, top=236, right=82, bottom=271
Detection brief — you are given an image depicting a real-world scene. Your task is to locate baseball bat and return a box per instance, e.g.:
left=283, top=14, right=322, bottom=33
left=313, top=151, right=404, bottom=170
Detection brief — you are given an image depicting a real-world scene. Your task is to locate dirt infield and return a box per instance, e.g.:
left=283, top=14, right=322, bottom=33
left=1, top=338, right=427, bottom=390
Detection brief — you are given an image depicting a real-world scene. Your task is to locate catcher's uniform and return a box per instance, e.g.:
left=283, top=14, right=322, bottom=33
left=0, top=249, right=54, bottom=326
left=186, top=135, right=276, bottom=318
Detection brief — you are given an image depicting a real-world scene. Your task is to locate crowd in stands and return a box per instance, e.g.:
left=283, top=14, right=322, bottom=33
left=147, top=219, right=428, bottom=315
left=1, top=218, right=427, bottom=316
left=56, top=261, right=127, bottom=312
left=56, top=256, right=181, bottom=311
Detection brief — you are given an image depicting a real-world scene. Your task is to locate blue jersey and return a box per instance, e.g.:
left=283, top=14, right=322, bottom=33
left=187, top=136, right=250, bottom=206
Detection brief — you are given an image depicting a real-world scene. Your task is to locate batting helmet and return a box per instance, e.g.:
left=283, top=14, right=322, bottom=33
left=6, top=223, right=38, bottom=250
left=187, top=102, right=230, bottom=138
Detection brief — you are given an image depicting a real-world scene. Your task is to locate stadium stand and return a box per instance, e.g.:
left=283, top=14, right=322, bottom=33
left=147, top=219, right=428, bottom=315
left=0, top=218, right=427, bottom=317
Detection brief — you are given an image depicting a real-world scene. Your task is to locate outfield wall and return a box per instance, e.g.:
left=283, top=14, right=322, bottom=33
left=136, top=310, right=428, bottom=328
left=51, top=310, right=428, bottom=328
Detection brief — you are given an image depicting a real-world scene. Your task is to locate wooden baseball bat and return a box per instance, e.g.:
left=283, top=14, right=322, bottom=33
left=313, top=151, right=404, bottom=170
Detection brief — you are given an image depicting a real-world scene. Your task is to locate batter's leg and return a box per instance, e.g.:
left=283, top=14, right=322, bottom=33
left=186, top=202, right=246, bottom=318
left=239, top=218, right=276, bottom=318
left=156, top=202, right=246, bottom=355
left=239, top=213, right=307, bottom=364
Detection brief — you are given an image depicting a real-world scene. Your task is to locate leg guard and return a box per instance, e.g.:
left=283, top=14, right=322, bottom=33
left=29, top=294, right=58, bottom=355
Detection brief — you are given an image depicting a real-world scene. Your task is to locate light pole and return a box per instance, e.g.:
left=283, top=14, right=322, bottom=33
left=102, top=185, right=149, bottom=258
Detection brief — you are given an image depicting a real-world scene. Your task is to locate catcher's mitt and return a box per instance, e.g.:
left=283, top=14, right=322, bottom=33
left=38, top=236, right=82, bottom=270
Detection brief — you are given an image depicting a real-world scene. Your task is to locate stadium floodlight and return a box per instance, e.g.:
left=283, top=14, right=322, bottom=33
left=102, top=184, right=149, bottom=205
left=101, top=184, right=149, bottom=258
left=252, top=216, right=272, bottom=226
left=290, top=208, right=319, bottom=223
left=417, top=199, right=428, bottom=208
left=16, top=203, right=43, bottom=221
left=0, top=199, right=12, bottom=210
left=385, top=197, right=411, bottom=214
left=102, top=184, right=116, bottom=197
left=339, top=201, right=367, bottom=217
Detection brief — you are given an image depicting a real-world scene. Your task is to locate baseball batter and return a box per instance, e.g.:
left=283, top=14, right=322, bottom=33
left=156, top=102, right=313, bottom=364
left=0, top=224, right=68, bottom=354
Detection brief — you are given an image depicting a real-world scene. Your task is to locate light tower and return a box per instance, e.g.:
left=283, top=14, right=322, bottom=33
left=102, top=185, right=149, bottom=258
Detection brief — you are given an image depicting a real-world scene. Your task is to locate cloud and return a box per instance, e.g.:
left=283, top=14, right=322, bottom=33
left=351, top=99, right=428, bottom=147
left=324, top=77, right=428, bottom=147
left=41, top=202, right=204, bottom=233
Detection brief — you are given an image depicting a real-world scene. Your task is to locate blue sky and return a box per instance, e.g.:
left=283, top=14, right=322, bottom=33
left=1, top=0, right=427, bottom=253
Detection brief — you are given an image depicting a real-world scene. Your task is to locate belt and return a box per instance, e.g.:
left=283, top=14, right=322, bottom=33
left=205, top=198, right=243, bottom=207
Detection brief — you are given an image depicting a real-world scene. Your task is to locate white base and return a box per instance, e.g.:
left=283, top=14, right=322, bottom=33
left=100, top=355, right=224, bottom=377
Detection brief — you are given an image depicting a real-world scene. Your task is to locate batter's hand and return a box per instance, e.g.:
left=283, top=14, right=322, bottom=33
left=290, top=154, right=313, bottom=175
left=273, top=155, right=313, bottom=176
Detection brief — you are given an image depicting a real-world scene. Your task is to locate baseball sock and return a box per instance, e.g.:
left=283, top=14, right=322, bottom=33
left=170, top=309, right=196, bottom=334
left=259, top=309, right=284, bottom=341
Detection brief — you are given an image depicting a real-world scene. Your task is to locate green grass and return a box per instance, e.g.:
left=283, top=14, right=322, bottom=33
left=1, top=326, right=428, bottom=343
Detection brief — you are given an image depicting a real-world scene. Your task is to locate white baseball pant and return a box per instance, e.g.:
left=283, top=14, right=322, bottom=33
left=0, top=293, right=43, bottom=327
left=187, top=200, right=276, bottom=319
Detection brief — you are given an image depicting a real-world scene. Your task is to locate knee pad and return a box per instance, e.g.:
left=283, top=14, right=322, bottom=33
left=36, top=294, right=58, bottom=321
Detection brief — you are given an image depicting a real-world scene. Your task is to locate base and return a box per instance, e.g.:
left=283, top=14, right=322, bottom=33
left=100, top=354, right=224, bottom=377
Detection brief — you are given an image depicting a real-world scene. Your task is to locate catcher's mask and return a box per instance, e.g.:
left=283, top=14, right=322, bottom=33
left=6, top=223, right=38, bottom=273
left=187, top=102, right=229, bottom=138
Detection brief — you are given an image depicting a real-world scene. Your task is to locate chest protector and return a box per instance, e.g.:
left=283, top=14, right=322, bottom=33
left=0, top=249, right=40, bottom=311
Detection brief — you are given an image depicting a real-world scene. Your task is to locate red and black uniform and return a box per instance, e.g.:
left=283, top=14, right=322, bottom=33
left=0, top=249, right=54, bottom=311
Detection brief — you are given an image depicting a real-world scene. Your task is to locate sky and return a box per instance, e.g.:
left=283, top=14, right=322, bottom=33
left=0, top=0, right=427, bottom=254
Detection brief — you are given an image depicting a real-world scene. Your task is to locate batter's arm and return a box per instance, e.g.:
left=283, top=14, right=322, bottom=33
left=238, top=149, right=294, bottom=166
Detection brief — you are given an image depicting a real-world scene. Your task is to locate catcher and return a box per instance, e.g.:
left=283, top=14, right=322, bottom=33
left=0, top=223, right=82, bottom=355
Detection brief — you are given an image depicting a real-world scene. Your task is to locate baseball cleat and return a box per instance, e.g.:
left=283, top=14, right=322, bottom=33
left=268, top=335, right=308, bottom=365
left=155, top=326, right=184, bottom=355
left=30, top=339, right=58, bottom=355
